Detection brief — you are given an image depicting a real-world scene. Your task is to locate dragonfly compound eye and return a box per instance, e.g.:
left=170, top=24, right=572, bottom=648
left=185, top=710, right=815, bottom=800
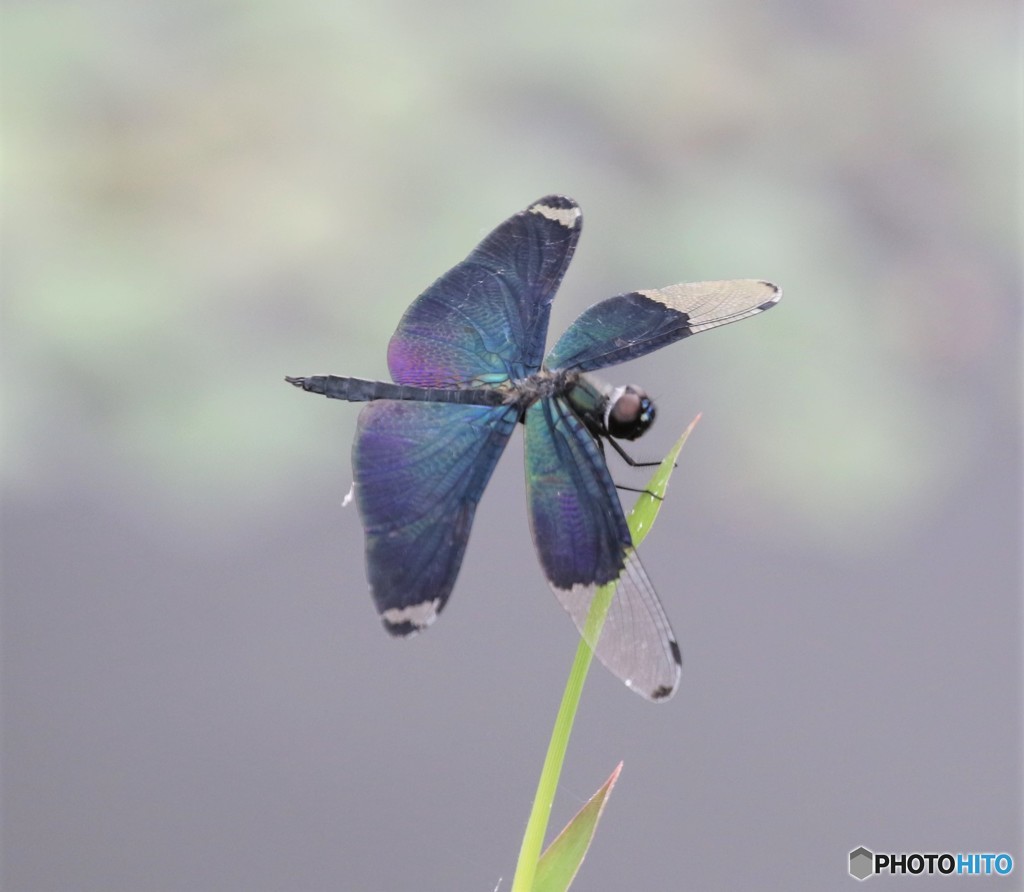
left=606, top=385, right=656, bottom=440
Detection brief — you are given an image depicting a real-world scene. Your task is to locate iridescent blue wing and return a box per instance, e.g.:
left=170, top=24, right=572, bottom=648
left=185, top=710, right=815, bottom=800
left=545, top=279, right=780, bottom=372
left=387, top=196, right=582, bottom=388
left=524, top=398, right=682, bottom=700
left=354, top=400, right=519, bottom=633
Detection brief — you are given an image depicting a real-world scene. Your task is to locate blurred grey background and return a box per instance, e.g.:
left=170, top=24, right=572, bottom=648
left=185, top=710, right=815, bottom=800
left=2, top=1, right=1020, bottom=890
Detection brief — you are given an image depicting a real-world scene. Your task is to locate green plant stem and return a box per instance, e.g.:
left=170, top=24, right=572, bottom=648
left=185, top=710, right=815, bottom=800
left=509, top=598, right=606, bottom=892
left=511, top=578, right=617, bottom=892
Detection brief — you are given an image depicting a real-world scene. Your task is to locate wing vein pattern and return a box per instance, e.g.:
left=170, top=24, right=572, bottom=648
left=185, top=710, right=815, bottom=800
left=354, top=401, right=518, bottom=634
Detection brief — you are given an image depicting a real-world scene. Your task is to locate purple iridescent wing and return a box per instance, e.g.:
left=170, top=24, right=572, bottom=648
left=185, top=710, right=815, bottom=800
left=388, top=196, right=582, bottom=387
left=354, top=400, right=519, bottom=634
left=523, top=397, right=682, bottom=700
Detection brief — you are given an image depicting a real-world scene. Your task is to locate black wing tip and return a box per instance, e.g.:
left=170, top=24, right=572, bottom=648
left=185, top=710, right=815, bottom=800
left=647, top=638, right=683, bottom=701
left=381, top=618, right=420, bottom=637
left=757, top=281, right=782, bottom=309
left=379, top=597, right=441, bottom=636
left=669, top=637, right=682, bottom=666
left=627, top=673, right=680, bottom=702
left=285, top=376, right=305, bottom=388
left=527, top=195, right=582, bottom=229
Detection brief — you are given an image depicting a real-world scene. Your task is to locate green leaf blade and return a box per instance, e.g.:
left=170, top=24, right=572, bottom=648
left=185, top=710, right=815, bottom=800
left=628, top=413, right=700, bottom=546
left=533, top=762, right=624, bottom=892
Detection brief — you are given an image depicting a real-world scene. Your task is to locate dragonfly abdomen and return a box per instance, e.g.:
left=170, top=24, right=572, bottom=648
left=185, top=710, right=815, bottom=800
left=285, top=375, right=507, bottom=406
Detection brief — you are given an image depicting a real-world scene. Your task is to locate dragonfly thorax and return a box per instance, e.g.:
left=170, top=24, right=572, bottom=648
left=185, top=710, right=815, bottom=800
left=507, top=367, right=580, bottom=406
left=604, top=384, right=656, bottom=441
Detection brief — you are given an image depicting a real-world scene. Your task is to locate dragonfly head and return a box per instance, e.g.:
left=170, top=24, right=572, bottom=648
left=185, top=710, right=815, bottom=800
left=605, top=384, right=656, bottom=441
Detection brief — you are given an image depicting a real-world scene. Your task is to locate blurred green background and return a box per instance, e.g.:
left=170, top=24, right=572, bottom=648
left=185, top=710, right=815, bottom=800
left=3, top=2, right=1020, bottom=890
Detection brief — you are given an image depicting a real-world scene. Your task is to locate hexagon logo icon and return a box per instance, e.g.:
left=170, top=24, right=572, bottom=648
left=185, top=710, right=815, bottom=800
left=849, top=846, right=874, bottom=881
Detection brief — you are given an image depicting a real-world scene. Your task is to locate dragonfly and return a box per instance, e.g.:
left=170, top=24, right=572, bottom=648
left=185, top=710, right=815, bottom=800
left=287, top=195, right=780, bottom=700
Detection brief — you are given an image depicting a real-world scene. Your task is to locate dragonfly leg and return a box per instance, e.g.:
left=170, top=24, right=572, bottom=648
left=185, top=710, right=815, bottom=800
left=614, top=482, right=664, bottom=501
left=604, top=440, right=670, bottom=500
left=606, top=436, right=673, bottom=469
